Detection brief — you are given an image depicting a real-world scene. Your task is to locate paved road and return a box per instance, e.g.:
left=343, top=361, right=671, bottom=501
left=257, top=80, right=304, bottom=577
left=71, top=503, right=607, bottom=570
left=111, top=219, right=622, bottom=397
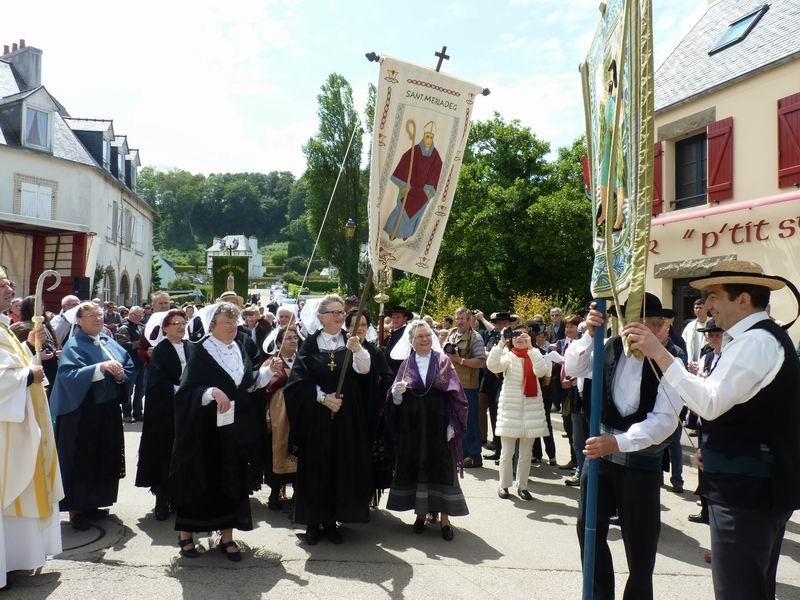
left=9, top=419, right=800, bottom=599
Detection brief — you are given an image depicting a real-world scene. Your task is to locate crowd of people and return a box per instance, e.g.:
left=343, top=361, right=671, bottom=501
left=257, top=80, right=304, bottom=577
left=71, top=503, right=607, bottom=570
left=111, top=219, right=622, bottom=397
left=1, top=259, right=799, bottom=599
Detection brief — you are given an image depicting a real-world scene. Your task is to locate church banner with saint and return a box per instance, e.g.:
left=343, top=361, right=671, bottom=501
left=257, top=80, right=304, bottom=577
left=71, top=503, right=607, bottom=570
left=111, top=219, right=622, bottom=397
left=581, top=0, right=654, bottom=314
left=211, top=256, right=249, bottom=301
left=367, top=56, right=483, bottom=278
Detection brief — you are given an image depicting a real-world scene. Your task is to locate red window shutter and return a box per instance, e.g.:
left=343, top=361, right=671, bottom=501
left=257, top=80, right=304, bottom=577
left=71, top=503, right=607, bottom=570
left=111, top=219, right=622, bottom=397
left=652, top=142, right=663, bottom=215
left=580, top=154, right=591, bottom=190
left=707, top=117, right=734, bottom=202
left=778, top=92, right=800, bottom=188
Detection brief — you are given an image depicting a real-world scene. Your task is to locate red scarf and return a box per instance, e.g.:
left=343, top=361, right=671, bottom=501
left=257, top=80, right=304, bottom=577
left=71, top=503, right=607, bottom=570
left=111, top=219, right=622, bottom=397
left=511, top=347, right=538, bottom=397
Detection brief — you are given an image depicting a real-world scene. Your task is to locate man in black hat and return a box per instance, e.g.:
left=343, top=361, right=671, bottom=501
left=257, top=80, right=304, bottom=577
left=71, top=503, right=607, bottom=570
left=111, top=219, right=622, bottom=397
left=566, top=292, right=683, bottom=600
left=625, top=260, right=800, bottom=600
left=384, top=306, right=413, bottom=375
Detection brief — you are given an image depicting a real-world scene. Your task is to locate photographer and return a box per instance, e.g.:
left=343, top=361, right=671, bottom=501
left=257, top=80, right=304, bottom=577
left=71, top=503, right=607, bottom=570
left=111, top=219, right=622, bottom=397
left=444, top=307, right=486, bottom=468
left=486, top=323, right=549, bottom=501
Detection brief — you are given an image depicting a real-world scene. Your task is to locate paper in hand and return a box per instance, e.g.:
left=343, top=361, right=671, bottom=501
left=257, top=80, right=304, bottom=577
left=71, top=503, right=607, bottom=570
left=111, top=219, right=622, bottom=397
left=216, top=400, right=235, bottom=427
left=545, top=351, right=565, bottom=364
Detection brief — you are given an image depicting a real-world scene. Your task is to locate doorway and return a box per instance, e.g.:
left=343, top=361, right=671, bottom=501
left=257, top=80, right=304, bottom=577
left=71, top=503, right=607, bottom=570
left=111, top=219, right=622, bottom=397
left=672, top=278, right=704, bottom=330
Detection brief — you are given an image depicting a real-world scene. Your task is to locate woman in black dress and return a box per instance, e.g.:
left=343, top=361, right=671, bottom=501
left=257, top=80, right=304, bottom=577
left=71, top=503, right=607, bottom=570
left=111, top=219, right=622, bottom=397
left=168, top=302, right=272, bottom=560
left=385, top=320, right=469, bottom=541
left=135, top=309, right=189, bottom=520
left=284, top=295, right=375, bottom=545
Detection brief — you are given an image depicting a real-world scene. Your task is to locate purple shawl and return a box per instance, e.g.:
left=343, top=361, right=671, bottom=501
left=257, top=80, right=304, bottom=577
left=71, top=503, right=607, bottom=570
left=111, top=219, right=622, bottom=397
left=385, top=350, right=469, bottom=476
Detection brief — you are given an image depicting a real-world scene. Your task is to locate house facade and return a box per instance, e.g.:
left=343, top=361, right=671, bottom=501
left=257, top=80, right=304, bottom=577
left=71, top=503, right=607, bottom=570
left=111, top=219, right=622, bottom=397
left=206, top=235, right=264, bottom=279
left=0, top=40, right=153, bottom=310
left=643, top=0, right=800, bottom=340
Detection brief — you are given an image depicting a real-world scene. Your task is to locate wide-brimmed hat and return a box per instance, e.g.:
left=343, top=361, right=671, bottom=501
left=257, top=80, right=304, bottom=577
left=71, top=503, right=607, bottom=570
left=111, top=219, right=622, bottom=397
left=388, top=306, right=413, bottom=319
left=218, top=291, right=244, bottom=306
left=490, top=311, right=513, bottom=323
left=345, top=294, right=361, bottom=306
left=689, top=260, right=786, bottom=291
left=608, top=292, right=675, bottom=319
left=697, top=318, right=723, bottom=333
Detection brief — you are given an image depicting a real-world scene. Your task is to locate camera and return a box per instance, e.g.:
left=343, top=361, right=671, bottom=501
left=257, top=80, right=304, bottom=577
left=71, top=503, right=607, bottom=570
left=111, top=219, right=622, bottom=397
left=443, top=342, right=457, bottom=355
left=502, top=328, right=522, bottom=340
left=41, top=342, right=55, bottom=354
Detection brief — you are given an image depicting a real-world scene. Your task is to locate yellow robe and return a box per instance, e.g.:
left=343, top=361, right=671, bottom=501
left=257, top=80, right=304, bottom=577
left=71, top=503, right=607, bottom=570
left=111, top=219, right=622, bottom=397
left=0, top=317, right=63, bottom=585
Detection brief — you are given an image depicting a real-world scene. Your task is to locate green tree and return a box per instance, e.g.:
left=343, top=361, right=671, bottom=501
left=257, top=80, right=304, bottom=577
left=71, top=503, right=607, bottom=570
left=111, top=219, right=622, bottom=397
left=303, top=73, right=364, bottom=295
left=151, top=258, right=163, bottom=292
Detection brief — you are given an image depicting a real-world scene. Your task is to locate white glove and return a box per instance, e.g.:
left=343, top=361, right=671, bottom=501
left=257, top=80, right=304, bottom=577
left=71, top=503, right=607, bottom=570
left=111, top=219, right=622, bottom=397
left=391, top=381, right=407, bottom=405
left=447, top=424, right=454, bottom=441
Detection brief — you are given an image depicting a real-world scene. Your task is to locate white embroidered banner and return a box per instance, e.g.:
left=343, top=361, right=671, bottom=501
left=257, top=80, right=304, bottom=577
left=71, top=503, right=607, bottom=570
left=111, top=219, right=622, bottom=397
left=367, top=56, right=483, bottom=278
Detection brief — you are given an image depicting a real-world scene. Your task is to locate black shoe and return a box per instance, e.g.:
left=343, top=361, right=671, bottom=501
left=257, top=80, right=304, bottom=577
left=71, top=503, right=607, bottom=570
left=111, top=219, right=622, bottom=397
left=324, top=523, right=343, bottom=544
left=70, top=514, right=91, bottom=531
left=267, top=492, right=282, bottom=511
left=558, top=460, right=576, bottom=470
left=154, top=505, right=170, bottom=521
left=83, top=508, right=110, bottom=519
left=178, top=536, right=200, bottom=558
left=463, top=458, right=482, bottom=468
left=413, top=518, right=425, bottom=534
left=531, top=457, right=542, bottom=464
left=483, top=452, right=500, bottom=461
left=672, top=483, right=685, bottom=494
left=219, top=540, right=242, bottom=562
left=498, top=488, right=510, bottom=499
left=440, top=525, right=454, bottom=541
left=565, top=475, right=581, bottom=487
left=123, top=416, right=136, bottom=424
left=688, top=513, right=709, bottom=524
left=517, top=489, right=533, bottom=501
left=609, top=515, right=620, bottom=527
left=305, top=525, right=321, bottom=545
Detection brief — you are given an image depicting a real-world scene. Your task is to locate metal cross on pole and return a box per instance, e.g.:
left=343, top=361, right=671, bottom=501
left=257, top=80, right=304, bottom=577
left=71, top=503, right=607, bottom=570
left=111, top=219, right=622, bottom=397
left=434, top=46, right=450, bottom=72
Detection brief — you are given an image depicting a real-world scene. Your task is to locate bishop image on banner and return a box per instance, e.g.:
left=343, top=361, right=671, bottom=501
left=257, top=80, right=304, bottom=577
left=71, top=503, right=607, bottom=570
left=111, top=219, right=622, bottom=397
left=0, top=268, right=63, bottom=589
left=383, top=120, right=443, bottom=241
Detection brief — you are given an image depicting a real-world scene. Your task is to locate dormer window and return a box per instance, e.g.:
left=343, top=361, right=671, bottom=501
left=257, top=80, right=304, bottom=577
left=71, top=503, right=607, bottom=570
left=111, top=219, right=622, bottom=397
left=23, top=106, right=50, bottom=151
left=708, top=4, right=769, bottom=55
left=117, top=153, right=125, bottom=182
left=102, top=138, right=111, bottom=169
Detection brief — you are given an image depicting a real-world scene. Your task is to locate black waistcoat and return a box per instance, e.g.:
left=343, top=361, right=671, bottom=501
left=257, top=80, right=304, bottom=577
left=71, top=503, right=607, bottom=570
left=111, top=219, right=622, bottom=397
left=702, top=318, right=800, bottom=510
left=600, top=336, right=662, bottom=431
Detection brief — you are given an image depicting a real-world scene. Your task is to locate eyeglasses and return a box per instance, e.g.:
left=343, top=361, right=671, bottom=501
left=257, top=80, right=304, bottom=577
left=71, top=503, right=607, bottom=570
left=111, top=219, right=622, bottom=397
left=322, top=310, right=346, bottom=316
left=168, top=321, right=187, bottom=326
left=79, top=313, right=103, bottom=320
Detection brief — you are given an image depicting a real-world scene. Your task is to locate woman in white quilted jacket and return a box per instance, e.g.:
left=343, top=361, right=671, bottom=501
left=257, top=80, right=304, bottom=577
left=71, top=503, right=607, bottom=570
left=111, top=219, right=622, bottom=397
left=487, top=323, right=550, bottom=501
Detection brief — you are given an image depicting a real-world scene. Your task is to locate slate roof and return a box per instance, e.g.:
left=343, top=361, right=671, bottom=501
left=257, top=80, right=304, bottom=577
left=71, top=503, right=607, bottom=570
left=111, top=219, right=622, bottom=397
left=0, top=60, right=21, bottom=97
left=655, top=0, right=800, bottom=112
left=64, top=117, right=114, bottom=133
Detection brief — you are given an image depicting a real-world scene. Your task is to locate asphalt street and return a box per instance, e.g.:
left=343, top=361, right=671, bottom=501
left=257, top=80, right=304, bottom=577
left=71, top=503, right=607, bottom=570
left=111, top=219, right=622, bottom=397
left=7, top=418, right=800, bottom=600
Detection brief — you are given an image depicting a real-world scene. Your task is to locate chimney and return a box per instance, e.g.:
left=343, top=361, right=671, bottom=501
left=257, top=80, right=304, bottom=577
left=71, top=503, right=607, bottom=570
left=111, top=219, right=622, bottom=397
left=3, top=41, right=43, bottom=90
left=2, top=46, right=8, bottom=55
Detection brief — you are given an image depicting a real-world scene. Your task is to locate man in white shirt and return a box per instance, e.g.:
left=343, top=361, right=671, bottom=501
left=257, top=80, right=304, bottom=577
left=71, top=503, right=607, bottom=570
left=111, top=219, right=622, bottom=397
left=681, top=297, right=708, bottom=363
left=566, top=292, right=683, bottom=600
left=624, top=260, right=800, bottom=600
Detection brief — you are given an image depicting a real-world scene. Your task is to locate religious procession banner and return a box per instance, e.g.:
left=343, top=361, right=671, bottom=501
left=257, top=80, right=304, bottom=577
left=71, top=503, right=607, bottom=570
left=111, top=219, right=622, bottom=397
left=367, top=55, right=483, bottom=278
left=581, top=0, right=654, bottom=316
left=211, top=256, right=248, bottom=301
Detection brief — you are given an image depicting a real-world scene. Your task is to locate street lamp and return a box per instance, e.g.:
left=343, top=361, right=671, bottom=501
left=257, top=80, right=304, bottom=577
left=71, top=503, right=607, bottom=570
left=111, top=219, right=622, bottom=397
left=344, top=218, right=356, bottom=295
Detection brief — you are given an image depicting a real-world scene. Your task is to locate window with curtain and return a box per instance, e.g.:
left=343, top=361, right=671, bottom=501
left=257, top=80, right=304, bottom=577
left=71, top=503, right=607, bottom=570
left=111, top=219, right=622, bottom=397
left=24, top=107, right=50, bottom=150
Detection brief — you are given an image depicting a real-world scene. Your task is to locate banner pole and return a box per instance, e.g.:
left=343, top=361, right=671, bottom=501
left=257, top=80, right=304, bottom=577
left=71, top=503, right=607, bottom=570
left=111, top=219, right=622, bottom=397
left=581, top=297, right=606, bottom=600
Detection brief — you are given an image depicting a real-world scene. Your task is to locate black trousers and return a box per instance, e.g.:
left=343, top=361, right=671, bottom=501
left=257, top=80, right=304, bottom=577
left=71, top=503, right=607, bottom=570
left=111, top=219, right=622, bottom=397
left=577, top=460, right=661, bottom=600
left=532, top=394, right=556, bottom=460
left=708, top=501, right=792, bottom=600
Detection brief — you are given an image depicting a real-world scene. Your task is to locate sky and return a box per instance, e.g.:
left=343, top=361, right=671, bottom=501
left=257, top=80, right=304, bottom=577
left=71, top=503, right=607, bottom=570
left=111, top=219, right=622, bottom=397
left=1, top=0, right=709, bottom=176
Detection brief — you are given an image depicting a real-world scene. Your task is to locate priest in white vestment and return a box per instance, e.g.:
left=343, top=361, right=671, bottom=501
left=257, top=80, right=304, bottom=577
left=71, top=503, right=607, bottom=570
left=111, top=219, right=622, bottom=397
left=0, top=269, right=63, bottom=589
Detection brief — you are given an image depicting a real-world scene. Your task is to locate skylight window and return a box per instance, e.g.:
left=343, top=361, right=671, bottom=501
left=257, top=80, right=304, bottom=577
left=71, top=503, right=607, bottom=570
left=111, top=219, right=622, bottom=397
left=709, top=4, right=769, bottom=55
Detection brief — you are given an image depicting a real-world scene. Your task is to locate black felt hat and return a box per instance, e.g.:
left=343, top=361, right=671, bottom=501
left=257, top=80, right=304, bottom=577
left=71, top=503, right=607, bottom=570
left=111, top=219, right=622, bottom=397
left=388, top=306, right=414, bottom=319
left=608, top=292, right=676, bottom=319
left=489, top=311, right=513, bottom=323
left=697, top=318, right=723, bottom=333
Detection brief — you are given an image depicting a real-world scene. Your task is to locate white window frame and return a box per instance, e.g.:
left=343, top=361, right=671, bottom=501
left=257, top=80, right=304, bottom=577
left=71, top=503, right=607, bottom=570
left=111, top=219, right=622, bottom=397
left=19, top=181, right=53, bottom=220
left=21, top=104, right=52, bottom=152
left=102, top=137, right=111, bottom=170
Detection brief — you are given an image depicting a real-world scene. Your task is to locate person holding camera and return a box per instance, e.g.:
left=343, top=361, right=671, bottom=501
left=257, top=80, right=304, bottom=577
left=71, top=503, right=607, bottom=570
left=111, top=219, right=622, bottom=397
left=444, top=307, right=486, bottom=468
left=486, top=324, right=549, bottom=500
